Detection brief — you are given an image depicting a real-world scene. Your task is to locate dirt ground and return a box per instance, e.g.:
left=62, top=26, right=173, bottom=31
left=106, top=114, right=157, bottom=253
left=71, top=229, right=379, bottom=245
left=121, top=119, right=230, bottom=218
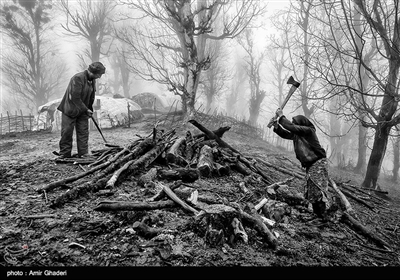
left=1, top=115, right=399, bottom=279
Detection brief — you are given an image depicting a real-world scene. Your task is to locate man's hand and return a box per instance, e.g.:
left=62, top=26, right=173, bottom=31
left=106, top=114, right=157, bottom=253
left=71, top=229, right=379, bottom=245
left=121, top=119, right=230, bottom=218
left=275, top=108, right=283, bottom=118
left=269, top=117, right=278, bottom=128
left=87, top=109, right=93, bottom=117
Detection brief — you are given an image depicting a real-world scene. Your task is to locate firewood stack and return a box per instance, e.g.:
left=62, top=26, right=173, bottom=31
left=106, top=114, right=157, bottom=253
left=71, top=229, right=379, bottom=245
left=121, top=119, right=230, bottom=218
left=36, top=119, right=392, bottom=251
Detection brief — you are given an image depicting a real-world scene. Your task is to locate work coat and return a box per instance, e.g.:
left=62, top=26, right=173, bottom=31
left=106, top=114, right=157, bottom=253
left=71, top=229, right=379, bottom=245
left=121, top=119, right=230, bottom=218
left=273, top=115, right=326, bottom=169
left=57, top=70, right=95, bottom=118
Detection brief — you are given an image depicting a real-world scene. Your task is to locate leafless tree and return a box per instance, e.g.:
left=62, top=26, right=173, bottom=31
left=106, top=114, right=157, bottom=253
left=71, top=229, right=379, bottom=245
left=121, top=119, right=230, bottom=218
left=0, top=0, right=66, bottom=110
left=115, top=0, right=266, bottom=122
left=302, top=0, right=400, bottom=189
left=200, top=38, right=231, bottom=111
left=226, top=57, right=247, bottom=117
left=237, top=29, right=266, bottom=126
left=58, top=0, right=116, bottom=64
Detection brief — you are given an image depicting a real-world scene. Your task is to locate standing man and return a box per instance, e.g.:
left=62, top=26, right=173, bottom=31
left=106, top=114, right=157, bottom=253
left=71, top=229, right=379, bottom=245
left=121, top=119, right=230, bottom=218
left=272, top=108, right=335, bottom=220
left=57, top=62, right=106, bottom=159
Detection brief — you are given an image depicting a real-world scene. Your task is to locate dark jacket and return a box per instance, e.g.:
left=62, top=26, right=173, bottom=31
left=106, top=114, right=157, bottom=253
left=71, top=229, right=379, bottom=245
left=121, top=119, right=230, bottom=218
left=57, top=70, right=95, bottom=118
left=273, top=115, right=326, bottom=169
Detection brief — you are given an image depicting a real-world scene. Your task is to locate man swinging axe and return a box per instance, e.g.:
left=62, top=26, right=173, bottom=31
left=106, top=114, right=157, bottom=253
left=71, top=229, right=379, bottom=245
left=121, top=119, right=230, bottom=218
left=268, top=76, right=337, bottom=221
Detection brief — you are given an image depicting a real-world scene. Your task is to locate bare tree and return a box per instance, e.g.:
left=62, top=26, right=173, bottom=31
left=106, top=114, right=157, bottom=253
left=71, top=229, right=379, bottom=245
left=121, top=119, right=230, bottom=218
left=302, top=0, right=400, bottom=189
left=237, top=29, right=266, bottom=126
left=115, top=0, right=266, bottom=122
left=58, top=0, right=116, bottom=64
left=226, top=56, right=247, bottom=117
left=0, top=0, right=66, bottom=109
left=200, top=39, right=231, bottom=111
left=108, top=44, right=132, bottom=98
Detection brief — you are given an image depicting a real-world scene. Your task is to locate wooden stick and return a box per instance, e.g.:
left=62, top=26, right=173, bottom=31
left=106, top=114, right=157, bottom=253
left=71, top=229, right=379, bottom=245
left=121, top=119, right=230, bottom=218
left=329, top=177, right=354, bottom=214
left=341, top=212, right=391, bottom=250
left=38, top=147, right=129, bottom=193
left=163, top=184, right=199, bottom=215
left=93, top=200, right=176, bottom=211
left=148, top=180, right=183, bottom=202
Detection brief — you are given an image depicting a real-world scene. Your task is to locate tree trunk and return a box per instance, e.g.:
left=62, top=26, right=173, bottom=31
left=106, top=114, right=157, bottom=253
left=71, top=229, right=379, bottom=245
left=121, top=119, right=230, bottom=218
left=362, top=125, right=390, bottom=189
left=392, top=132, right=400, bottom=182
left=354, top=116, right=367, bottom=173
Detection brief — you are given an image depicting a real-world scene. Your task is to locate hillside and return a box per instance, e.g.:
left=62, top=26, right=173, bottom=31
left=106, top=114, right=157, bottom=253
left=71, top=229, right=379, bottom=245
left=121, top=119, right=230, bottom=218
left=0, top=114, right=399, bottom=279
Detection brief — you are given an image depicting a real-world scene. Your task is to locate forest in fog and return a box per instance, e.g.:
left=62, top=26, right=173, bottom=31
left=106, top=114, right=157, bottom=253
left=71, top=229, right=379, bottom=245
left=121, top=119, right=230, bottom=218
left=1, top=0, right=400, bottom=189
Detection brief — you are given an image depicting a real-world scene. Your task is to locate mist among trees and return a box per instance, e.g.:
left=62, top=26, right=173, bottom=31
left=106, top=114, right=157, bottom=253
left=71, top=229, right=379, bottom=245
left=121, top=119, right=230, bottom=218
left=1, top=0, right=399, bottom=188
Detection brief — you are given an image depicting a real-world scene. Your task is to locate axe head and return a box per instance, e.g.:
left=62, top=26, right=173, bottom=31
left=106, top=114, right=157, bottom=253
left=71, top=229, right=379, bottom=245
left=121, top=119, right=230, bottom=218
left=287, top=76, right=300, bottom=87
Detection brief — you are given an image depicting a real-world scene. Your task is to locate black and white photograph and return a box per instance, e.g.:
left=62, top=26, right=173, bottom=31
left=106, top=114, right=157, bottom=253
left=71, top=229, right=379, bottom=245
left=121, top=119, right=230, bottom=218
left=0, top=0, right=399, bottom=279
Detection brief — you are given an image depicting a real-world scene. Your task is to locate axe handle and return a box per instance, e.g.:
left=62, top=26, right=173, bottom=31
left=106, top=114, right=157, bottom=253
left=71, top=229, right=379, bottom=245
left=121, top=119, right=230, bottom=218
left=267, top=84, right=300, bottom=128
left=91, top=116, right=107, bottom=143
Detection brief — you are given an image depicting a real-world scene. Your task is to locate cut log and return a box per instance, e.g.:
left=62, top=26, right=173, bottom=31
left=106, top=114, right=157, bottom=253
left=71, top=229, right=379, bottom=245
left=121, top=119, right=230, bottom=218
left=158, top=168, right=199, bottom=182
left=195, top=204, right=241, bottom=247
left=93, top=200, right=177, bottom=211
left=166, top=136, right=187, bottom=166
left=215, top=162, right=230, bottom=176
left=197, top=145, right=215, bottom=177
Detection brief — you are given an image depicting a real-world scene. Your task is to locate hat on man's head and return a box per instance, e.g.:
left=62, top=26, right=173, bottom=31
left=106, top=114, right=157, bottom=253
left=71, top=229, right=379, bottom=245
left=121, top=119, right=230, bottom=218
left=88, top=62, right=106, bottom=75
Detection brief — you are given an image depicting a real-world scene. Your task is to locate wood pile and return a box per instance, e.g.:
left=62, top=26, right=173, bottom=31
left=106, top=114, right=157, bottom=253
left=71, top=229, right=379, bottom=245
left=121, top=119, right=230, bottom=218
left=37, top=120, right=392, bottom=251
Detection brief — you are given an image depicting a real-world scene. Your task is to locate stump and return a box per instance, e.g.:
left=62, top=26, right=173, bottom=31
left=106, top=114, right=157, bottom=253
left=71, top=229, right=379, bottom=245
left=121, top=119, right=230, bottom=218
left=195, top=204, right=245, bottom=247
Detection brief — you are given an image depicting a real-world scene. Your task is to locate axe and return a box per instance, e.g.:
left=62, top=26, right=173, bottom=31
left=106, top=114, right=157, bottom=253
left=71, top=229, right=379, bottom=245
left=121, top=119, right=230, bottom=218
left=267, top=76, right=301, bottom=128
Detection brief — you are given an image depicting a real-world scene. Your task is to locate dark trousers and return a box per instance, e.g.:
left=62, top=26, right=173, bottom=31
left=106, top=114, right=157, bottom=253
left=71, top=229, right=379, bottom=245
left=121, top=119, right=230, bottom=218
left=59, top=113, right=89, bottom=157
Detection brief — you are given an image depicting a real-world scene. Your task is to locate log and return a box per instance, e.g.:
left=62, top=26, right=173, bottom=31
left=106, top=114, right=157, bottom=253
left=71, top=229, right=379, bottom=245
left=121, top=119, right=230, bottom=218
left=231, top=217, right=248, bottom=243
left=188, top=120, right=240, bottom=154
left=274, top=184, right=307, bottom=206
left=240, top=209, right=278, bottom=249
left=38, top=147, right=129, bottom=193
left=215, top=162, right=230, bottom=176
left=166, top=136, right=187, bottom=166
left=93, top=200, right=177, bottom=211
left=195, top=204, right=241, bottom=247
left=329, top=178, right=354, bottom=214
left=163, top=183, right=199, bottom=215
left=106, top=142, right=167, bottom=188
left=340, top=188, right=375, bottom=211
left=148, top=180, right=183, bottom=202
left=197, top=145, right=215, bottom=177
left=341, top=212, right=391, bottom=250
left=229, top=162, right=251, bottom=176
left=50, top=139, right=161, bottom=208
left=158, top=168, right=199, bottom=183
left=185, top=130, right=195, bottom=161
